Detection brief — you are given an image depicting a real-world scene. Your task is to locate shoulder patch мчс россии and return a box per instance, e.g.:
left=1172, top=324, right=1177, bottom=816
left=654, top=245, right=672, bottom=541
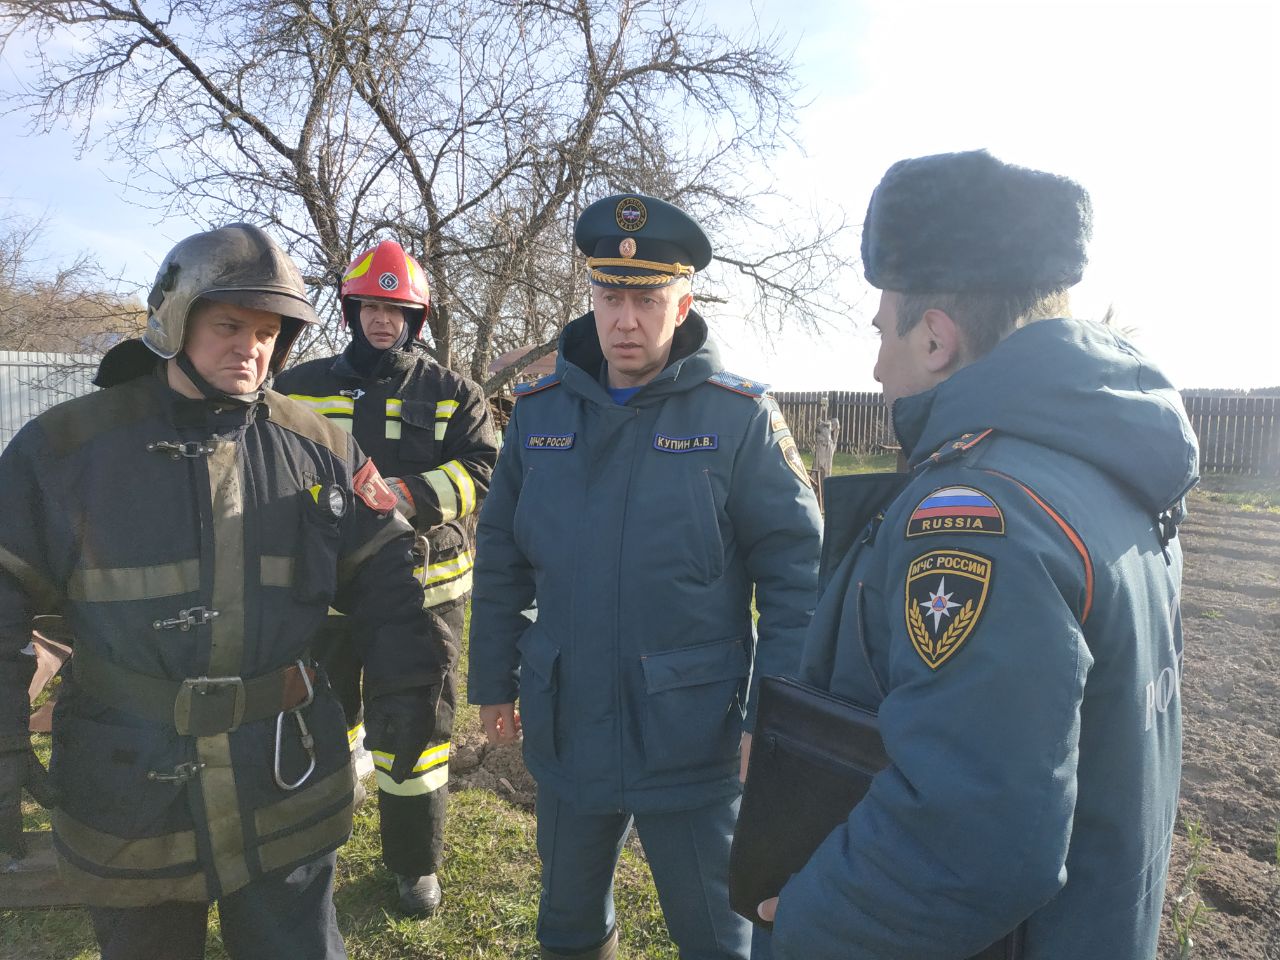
left=904, top=548, right=993, bottom=669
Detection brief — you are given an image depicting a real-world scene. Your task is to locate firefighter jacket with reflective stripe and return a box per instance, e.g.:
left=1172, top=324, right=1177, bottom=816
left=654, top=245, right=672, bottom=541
left=276, top=342, right=497, bottom=610
left=0, top=370, right=450, bottom=906
left=767, top=319, right=1200, bottom=960
left=468, top=311, right=822, bottom=813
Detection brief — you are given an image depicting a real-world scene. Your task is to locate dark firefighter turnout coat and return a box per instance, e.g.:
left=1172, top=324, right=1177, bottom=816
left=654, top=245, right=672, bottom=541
left=275, top=342, right=497, bottom=611
left=0, top=366, right=449, bottom=906
left=769, top=319, right=1200, bottom=959
left=468, top=311, right=822, bottom=813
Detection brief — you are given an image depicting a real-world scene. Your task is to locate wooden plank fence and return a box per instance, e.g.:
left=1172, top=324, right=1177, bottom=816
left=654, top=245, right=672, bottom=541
left=772, top=391, right=1280, bottom=477
left=1182, top=395, right=1279, bottom=477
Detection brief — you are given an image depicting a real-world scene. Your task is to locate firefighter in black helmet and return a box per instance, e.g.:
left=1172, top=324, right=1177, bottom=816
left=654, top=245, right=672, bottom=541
left=0, top=224, right=449, bottom=959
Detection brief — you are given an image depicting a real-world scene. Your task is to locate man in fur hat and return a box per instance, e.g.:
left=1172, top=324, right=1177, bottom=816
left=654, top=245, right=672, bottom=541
left=750, top=151, right=1199, bottom=959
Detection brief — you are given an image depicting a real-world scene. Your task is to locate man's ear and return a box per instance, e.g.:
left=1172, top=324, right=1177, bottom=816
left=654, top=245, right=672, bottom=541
left=674, top=290, right=694, bottom=325
left=919, top=307, right=965, bottom=375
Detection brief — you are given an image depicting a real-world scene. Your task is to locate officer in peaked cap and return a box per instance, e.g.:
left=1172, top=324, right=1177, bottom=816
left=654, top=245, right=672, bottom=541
left=748, top=151, right=1198, bottom=960
left=469, top=192, right=821, bottom=960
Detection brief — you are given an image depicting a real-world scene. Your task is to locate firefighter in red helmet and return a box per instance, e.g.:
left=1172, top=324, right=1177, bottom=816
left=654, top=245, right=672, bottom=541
left=276, top=239, right=497, bottom=916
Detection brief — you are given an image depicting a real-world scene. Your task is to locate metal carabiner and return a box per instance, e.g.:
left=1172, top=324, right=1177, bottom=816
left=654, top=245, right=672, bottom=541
left=273, top=660, right=317, bottom=791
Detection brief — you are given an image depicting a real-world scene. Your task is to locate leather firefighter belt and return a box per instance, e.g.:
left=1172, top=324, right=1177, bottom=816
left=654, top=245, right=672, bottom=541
left=73, top=646, right=316, bottom=737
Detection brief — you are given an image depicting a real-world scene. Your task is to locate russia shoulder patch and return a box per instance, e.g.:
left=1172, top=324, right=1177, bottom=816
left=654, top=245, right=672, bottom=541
left=906, top=485, right=1005, bottom=538
left=514, top=374, right=560, bottom=398
left=904, top=548, right=993, bottom=669
left=707, top=370, right=770, bottom=397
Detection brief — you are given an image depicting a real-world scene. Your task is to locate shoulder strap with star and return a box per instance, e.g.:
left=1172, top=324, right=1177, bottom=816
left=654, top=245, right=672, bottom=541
left=706, top=370, right=770, bottom=398
left=514, top=374, right=561, bottom=398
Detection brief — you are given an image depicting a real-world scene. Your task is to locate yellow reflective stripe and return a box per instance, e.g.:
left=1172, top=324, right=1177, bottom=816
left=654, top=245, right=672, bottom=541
left=257, top=802, right=353, bottom=874
left=253, top=764, right=355, bottom=838
left=347, top=723, right=364, bottom=750
left=376, top=764, right=448, bottom=796
left=422, top=570, right=473, bottom=607
left=67, top=559, right=200, bottom=603
left=424, top=468, right=459, bottom=522
left=343, top=251, right=375, bottom=282
left=423, top=550, right=473, bottom=586
left=372, top=742, right=450, bottom=773
left=386, top=399, right=403, bottom=418
left=441, top=459, right=475, bottom=517
left=372, top=743, right=450, bottom=796
left=52, top=808, right=197, bottom=871
left=386, top=420, right=402, bottom=440
left=287, top=394, right=355, bottom=417
left=437, top=399, right=463, bottom=442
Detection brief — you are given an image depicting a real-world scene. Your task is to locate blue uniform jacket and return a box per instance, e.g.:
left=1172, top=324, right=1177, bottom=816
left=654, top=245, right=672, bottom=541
left=468, top=311, right=822, bottom=813
left=769, top=319, right=1199, bottom=959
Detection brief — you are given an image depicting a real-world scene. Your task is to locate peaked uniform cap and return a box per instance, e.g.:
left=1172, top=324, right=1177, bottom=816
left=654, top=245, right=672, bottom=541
left=575, top=193, right=712, bottom=289
left=861, top=149, right=1093, bottom=293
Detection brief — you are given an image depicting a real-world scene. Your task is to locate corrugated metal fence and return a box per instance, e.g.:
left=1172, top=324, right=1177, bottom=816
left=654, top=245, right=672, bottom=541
left=0, top=352, right=99, bottom=450
left=772, top=390, right=1280, bottom=477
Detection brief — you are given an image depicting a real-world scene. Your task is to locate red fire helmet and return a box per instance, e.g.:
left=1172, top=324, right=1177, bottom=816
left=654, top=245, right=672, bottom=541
left=339, top=239, right=430, bottom=340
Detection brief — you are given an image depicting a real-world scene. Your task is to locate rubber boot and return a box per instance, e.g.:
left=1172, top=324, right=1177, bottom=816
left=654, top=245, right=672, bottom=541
left=540, top=926, right=618, bottom=960
left=396, top=873, right=442, bottom=917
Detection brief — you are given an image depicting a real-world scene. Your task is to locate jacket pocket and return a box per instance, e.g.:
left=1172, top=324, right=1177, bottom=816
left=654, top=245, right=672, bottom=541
left=294, top=493, right=341, bottom=604
left=51, top=710, right=191, bottom=845
left=640, top=637, right=749, bottom=774
left=398, top=399, right=439, bottom=467
left=516, top=625, right=561, bottom=763
left=689, top=469, right=725, bottom=581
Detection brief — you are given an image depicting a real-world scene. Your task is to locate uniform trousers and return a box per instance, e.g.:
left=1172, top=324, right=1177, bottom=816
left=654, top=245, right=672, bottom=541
left=87, top=851, right=344, bottom=960
left=536, top=787, right=750, bottom=960
left=319, top=599, right=460, bottom=878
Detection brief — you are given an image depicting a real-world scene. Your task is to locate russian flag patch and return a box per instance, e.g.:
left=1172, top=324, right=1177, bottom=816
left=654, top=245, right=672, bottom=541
left=906, top=485, right=1006, bottom=538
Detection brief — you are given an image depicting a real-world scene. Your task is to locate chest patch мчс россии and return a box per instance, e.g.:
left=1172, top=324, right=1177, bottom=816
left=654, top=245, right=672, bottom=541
left=525, top=433, right=576, bottom=450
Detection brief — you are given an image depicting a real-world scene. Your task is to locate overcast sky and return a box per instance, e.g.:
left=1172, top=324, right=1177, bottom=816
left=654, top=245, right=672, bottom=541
left=1, top=0, right=1276, bottom=391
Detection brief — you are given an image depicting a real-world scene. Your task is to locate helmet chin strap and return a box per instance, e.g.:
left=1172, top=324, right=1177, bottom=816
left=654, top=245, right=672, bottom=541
left=175, top=351, right=262, bottom=404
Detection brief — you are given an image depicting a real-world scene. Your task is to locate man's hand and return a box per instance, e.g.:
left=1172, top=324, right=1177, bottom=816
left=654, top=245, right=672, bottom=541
left=479, top=703, right=521, bottom=746
left=739, top=731, right=753, bottom=784
left=364, top=686, right=440, bottom=783
left=386, top=477, right=417, bottom=520
left=757, top=897, right=779, bottom=922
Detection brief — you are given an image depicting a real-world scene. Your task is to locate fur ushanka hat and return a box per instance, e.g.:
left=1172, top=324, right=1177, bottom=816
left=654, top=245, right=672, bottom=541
left=861, top=149, right=1093, bottom=294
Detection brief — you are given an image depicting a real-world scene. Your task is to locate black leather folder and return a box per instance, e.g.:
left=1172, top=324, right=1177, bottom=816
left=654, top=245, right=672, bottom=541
left=729, top=674, right=1024, bottom=959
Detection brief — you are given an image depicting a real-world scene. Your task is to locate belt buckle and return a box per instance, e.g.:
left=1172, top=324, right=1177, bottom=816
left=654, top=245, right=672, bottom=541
left=174, top=674, right=247, bottom=736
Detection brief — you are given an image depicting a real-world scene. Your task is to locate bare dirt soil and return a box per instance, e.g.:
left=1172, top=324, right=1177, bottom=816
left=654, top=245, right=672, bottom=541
left=454, top=495, right=1280, bottom=957
left=1161, top=498, right=1280, bottom=959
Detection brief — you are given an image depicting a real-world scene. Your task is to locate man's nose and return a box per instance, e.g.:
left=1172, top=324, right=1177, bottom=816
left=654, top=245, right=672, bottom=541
left=615, top=303, right=638, bottom=329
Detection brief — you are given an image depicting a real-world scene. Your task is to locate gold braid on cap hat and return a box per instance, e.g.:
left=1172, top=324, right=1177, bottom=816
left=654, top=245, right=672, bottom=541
left=586, top=257, right=695, bottom=286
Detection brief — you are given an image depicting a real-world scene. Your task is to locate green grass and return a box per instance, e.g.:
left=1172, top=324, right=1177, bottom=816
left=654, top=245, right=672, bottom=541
left=799, top=449, right=898, bottom=476
left=2, top=613, right=678, bottom=959
left=1191, top=473, right=1280, bottom=512
left=1169, top=816, right=1216, bottom=959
